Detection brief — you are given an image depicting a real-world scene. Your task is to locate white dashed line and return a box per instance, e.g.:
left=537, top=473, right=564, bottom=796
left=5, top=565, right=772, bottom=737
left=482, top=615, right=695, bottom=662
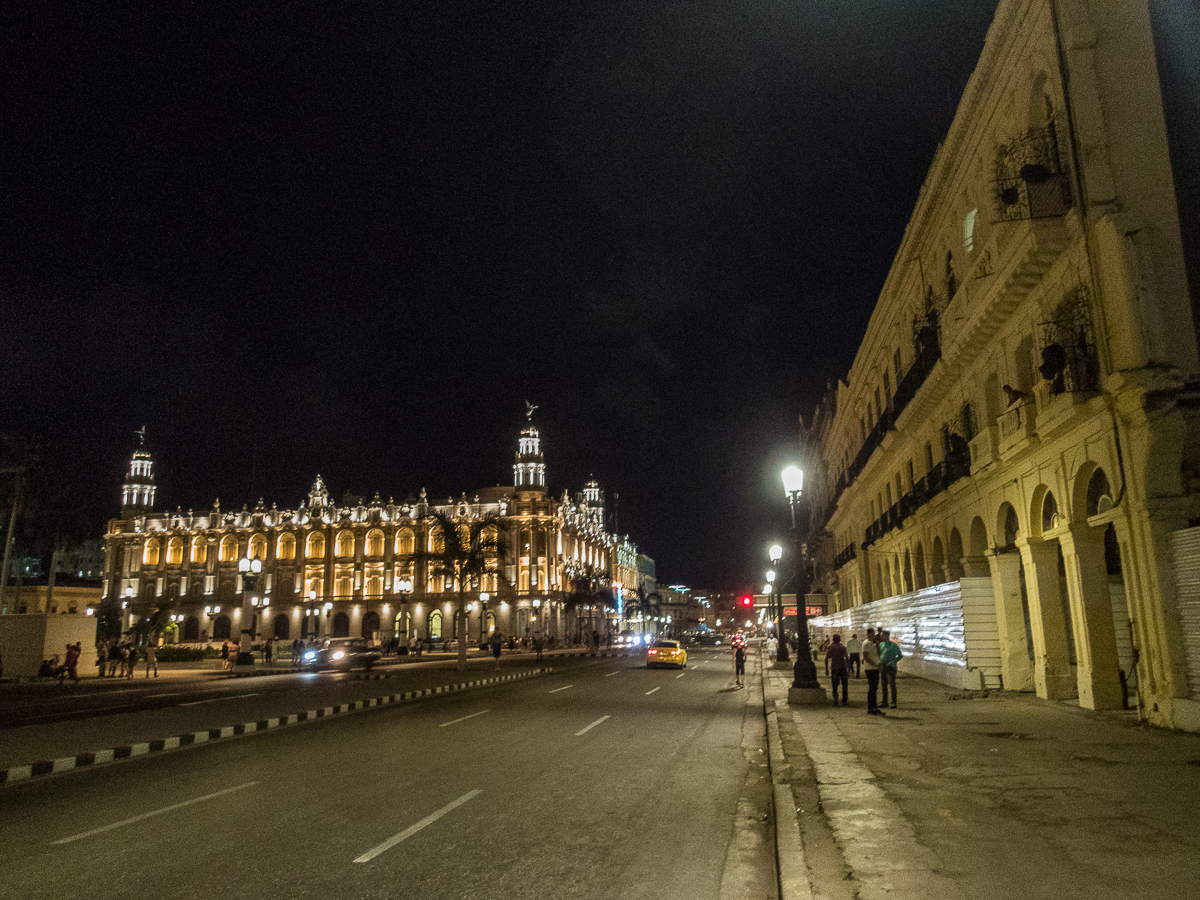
left=575, top=715, right=611, bottom=736
left=354, top=790, right=482, bottom=863
left=439, top=710, right=490, bottom=727
left=53, top=782, right=258, bottom=845
left=549, top=685, right=573, bottom=693
left=645, top=687, right=660, bottom=695
left=180, top=693, right=258, bottom=707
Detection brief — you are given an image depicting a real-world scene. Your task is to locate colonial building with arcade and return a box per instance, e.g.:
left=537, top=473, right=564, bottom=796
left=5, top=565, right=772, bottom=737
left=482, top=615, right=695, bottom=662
left=101, top=422, right=642, bottom=647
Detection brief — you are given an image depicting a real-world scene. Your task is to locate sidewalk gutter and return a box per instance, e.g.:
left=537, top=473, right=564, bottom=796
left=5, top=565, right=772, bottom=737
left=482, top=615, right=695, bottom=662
left=760, top=656, right=814, bottom=900
left=1, top=667, right=551, bottom=785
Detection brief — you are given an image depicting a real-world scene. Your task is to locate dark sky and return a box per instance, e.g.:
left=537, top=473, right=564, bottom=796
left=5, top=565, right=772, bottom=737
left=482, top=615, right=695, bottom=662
left=8, top=0, right=1181, bottom=593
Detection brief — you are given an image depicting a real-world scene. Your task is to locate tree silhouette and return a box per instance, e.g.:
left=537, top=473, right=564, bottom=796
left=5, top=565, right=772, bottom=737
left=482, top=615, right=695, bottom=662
left=419, top=510, right=509, bottom=669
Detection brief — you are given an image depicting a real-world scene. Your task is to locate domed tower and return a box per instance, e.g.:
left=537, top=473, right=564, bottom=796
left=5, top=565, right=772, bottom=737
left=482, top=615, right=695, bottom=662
left=514, top=425, right=546, bottom=490
left=514, top=402, right=546, bottom=491
left=583, top=476, right=604, bottom=526
left=121, top=428, right=156, bottom=519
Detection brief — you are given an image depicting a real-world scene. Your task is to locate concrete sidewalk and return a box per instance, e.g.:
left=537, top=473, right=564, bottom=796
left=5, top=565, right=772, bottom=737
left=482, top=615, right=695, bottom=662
left=760, top=661, right=1200, bottom=900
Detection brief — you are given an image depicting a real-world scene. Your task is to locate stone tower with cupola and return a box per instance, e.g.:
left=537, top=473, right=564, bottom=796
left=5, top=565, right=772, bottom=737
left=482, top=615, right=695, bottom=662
left=120, top=429, right=156, bottom=519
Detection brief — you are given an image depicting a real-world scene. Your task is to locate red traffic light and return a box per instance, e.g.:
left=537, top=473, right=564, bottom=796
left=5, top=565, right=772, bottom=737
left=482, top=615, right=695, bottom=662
left=740, top=595, right=754, bottom=608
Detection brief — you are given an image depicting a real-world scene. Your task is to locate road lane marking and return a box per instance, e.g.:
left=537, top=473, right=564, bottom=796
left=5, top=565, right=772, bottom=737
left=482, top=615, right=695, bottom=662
left=575, top=715, right=610, bottom=736
left=605, top=672, right=618, bottom=677
left=354, top=790, right=482, bottom=863
left=645, top=687, right=660, bottom=695
left=548, top=685, right=573, bottom=693
left=439, top=710, right=490, bottom=727
left=52, top=782, right=258, bottom=845
left=676, top=672, right=686, bottom=678
left=179, top=693, right=259, bottom=707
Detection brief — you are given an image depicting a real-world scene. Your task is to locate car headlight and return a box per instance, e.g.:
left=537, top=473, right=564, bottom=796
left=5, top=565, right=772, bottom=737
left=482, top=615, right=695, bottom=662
left=332, top=651, right=345, bottom=660
left=303, top=651, right=317, bottom=661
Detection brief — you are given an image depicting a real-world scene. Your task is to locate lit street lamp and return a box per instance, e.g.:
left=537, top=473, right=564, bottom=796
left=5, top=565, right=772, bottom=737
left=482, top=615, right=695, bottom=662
left=783, top=465, right=819, bottom=691
left=769, top=542, right=789, bottom=663
left=479, top=591, right=490, bottom=643
left=234, top=553, right=262, bottom=672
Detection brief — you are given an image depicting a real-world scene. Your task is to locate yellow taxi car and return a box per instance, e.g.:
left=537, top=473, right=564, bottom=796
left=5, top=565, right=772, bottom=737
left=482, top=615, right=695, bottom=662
left=646, top=639, right=687, bottom=670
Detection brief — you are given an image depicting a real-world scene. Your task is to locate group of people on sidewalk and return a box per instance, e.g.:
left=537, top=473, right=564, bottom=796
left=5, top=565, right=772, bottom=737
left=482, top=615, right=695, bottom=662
left=95, top=639, right=157, bottom=679
left=822, top=628, right=902, bottom=715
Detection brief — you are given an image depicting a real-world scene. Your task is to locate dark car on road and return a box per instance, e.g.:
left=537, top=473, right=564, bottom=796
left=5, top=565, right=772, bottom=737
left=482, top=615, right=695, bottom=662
left=300, top=638, right=382, bottom=672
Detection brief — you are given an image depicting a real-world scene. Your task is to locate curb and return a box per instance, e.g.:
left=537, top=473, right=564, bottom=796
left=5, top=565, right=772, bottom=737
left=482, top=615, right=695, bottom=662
left=0, top=667, right=552, bottom=786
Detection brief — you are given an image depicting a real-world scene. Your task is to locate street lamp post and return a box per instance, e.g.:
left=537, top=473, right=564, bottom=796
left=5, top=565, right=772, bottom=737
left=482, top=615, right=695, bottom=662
left=783, top=465, right=820, bottom=692
left=234, top=553, right=262, bottom=672
left=396, top=577, right=412, bottom=648
left=769, top=543, right=789, bottom=663
left=479, top=591, right=490, bottom=643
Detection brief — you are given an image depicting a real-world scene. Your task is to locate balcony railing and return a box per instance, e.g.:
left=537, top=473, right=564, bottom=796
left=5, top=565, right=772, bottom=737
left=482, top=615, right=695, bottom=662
left=860, top=451, right=970, bottom=550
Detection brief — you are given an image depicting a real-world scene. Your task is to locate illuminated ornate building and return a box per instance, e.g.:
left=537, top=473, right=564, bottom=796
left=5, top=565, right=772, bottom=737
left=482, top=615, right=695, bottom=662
left=807, top=0, right=1200, bottom=731
left=101, top=422, right=634, bottom=646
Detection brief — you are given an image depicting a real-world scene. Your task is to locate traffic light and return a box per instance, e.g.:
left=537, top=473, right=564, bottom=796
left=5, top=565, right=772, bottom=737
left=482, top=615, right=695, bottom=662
left=740, top=594, right=754, bottom=609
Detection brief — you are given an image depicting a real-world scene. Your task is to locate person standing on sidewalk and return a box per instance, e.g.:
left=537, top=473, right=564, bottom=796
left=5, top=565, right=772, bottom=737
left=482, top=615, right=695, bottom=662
left=733, top=641, right=746, bottom=687
left=144, top=642, right=158, bottom=678
left=880, top=630, right=902, bottom=708
left=846, top=633, right=862, bottom=677
left=826, top=634, right=850, bottom=706
left=862, top=627, right=885, bottom=715
left=490, top=628, right=504, bottom=670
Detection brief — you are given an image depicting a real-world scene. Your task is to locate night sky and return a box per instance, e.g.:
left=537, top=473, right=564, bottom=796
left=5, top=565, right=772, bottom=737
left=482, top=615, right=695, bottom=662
left=3, top=1, right=1191, bottom=592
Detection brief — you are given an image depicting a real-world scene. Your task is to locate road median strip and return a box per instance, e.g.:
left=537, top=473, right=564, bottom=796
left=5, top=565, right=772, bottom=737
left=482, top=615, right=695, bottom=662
left=1, top=667, right=552, bottom=785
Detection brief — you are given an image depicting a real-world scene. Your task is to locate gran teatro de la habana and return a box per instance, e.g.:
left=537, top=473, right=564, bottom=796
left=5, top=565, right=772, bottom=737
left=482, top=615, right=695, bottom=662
left=102, top=423, right=635, bottom=649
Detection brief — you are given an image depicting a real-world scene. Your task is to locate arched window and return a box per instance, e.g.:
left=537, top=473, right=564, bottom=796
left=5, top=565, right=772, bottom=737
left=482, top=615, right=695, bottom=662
left=365, top=573, right=383, bottom=599
left=143, top=539, right=161, bottom=567
left=335, top=574, right=353, bottom=599
left=183, top=616, right=200, bottom=641
left=213, top=615, right=232, bottom=640
left=219, top=535, right=239, bottom=562
left=191, top=536, right=207, bottom=564
left=395, top=529, right=415, bottom=555
left=428, top=609, right=443, bottom=640
left=306, top=532, right=325, bottom=559
left=366, top=529, right=385, bottom=557
left=429, top=528, right=444, bottom=553
left=166, top=538, right=183, bottom=565
left=333, top=612, right=350, bottom=638
left=277, top=533, right=296, bottom=560
left=273, top=614, right=290, bottom=640
left=335, top=530, right=355, bottom=558
left=249, top=533, right=268, bottom=562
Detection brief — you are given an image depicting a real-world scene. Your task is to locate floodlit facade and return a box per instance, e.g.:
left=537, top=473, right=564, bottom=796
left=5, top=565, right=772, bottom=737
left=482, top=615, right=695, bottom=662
left=102, top=424, right=633, bottom=647
left=808, top=0, right=1200, bottom=730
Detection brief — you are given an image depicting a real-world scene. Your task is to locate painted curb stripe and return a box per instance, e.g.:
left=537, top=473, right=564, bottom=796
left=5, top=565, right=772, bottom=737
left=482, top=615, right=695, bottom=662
left=0, top=667, right=551, bottom=784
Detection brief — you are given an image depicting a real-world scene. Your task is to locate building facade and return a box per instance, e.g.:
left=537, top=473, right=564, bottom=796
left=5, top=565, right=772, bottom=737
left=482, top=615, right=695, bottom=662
left=808, top=0, right=1200, bottom=730
left=102, top=423, right=636, bottom=648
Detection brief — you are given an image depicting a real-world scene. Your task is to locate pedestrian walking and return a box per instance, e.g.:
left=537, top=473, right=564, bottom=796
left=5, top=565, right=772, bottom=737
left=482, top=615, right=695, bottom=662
left=767, top=635, right=778, bottom=662
left=144, top=642, right=158, bottom=678
left=264, top=639, right=273, bottom=665
left=490, top=629, right=504, bottom=670
left=734, top=642, right=746, bottom=687
left=820, top=635, right=832, bottom=675
left=862, top=627, right=884, bottom=715
left=107, top=641, right=121, bottom=677
left=60, top=642, right=81, bottom=683
left=95, top=640, right=108, bottom=678
left=846, top=633, right=863, bottom=677
left=533, top=633, right=543, bottom=662
left=826, top=634, right=850, bottom=706
left=221, top=640, right=231, bottom=671
left=880, top=630, right=902, bottom=708
left=126, top=644, right=138, bottom=679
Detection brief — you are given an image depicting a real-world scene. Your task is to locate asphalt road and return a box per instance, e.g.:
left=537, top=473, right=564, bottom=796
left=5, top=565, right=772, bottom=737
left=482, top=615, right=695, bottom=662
left=0, top=650, right=778, bottom=900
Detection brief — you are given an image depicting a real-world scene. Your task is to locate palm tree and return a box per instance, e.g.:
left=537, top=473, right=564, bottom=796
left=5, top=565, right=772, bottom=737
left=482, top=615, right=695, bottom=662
left=566, top=563, right=615, bottom=644
left=625, top=587, right=662, bottom=639
left=420, top=510, right=510, bottom=669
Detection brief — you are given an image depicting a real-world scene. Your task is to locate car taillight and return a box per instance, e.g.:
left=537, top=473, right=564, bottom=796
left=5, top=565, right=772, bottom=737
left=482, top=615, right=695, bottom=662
left=649, top=650, right=657, bottom=656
